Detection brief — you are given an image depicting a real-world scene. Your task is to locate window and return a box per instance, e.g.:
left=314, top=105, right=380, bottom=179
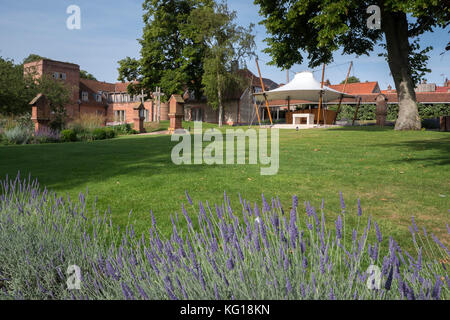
left=144, top=110, right=150, bottom=122
left=96, top=92, right=102, bottom=103
left=114, top=110, right=126, bottom=123
left=60, top=73, right=66, bottom=80
left=82, top=91, right=88, bottom=101
left=53, top=72, right=59, bottom=79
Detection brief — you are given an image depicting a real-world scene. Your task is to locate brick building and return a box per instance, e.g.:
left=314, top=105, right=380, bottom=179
left=24, top=59, right=168, bottom=131
left=183, top=69, right=279, bottom=125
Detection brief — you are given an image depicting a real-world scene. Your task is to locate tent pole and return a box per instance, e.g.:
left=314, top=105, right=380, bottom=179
left=256, top=58, right=273, bottom=125
left=253, top=101, right=261, bottom=126
left=335, top=62, right=353, bottom=124
left=352, top=96, right=362, bottom=125
left=251, top=75, right=261, bottom=126
left=316, top=63, right=326, bottom=125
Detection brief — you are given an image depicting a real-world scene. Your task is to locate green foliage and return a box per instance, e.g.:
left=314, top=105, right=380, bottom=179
left=0, top=174, right=448, bottom=300
left=186, top=2, right=255, bottom=125
left=0, top=56, right=72, bottom=121
left=80, top=70, right=97, bottom=81
left=4, top=126, right=32, bottom=145
left=104, top=127, right=117, bottom=139
left=254, top=0, right=448, bottom=129
left=110, top=123, right=133, bottom=135
left=60, top=129, right=77, bottom=142
left=0, top=57, right=37, bottom=115
left=92, top=128, right=107, bottom=140
left=378, top=39, right=433, bottom=85
left=340, top=76, right=360, bottom=84
left=329, top=103, right=450, bottom=121
left=22, top=54, right=45, bottom=64
left=117, top=0, right=214, bottom=100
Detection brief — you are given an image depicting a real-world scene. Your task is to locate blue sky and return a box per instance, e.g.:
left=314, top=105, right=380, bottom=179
left=0, top=0, right=448, bottom=89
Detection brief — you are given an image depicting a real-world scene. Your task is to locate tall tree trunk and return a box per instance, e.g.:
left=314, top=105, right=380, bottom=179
left=381, top=10, right=421, bottom=130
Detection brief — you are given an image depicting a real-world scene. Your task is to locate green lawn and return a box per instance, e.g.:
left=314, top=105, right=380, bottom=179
left=0, top=123, right=449, bottom=250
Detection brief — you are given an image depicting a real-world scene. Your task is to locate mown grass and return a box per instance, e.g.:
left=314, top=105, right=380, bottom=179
left=0, top=123, right=448, bottom=251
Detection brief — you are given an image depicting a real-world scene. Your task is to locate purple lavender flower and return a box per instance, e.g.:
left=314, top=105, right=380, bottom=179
left=335, top=215, right=343, bottom=240
left=357, top=198, right=362, bottom=216
left=292, top=195, right=298, bottom=208
left=431, top=277, right=441, bottom=300
left=226, top=256, right=235, bottom=270
left=384, top=266, right=393, bottom=290
left=286, top=277, right=292, bottom=294
left=121, top=282, right=135, bottom=300
left=339, top=191, right=346, bottom=213
left=329, top=287, right=336, bottom=300
left=185, top=190, right=193, bottom=206
left=375, top=221, right=382, bottom=243
left=262, top=194, right=270, bottom=212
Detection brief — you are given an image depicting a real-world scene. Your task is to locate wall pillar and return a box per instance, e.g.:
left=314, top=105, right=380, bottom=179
left=168, top=94, right=185, bottom=133
left=133, top=102, right=146, bottom=133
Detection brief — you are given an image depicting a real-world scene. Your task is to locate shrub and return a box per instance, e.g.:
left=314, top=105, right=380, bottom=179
left=68, top=113, right=106, bottom=132
left=60, top=129, right=77, bottom=142
left=0, top=115, right=19, bottom=132
left=0, top=174, right=448, bottom=300
left=104, top=127, right=117, bottom=139
left=92, top=128, right=107, bottom=140
left=111, top=123, right=133, bottom=135
left=76, top=131, right=93, bottom=142
left=4, top=126, right=32, bottom=145
left=33, top=128, right=61, bottom=144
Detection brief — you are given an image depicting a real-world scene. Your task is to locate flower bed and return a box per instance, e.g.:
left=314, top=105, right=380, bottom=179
left=0, top=173, right=448, bottom=300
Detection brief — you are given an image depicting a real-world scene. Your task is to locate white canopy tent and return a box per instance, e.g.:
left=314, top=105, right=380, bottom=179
left=254, top=71, right=354, bottom=102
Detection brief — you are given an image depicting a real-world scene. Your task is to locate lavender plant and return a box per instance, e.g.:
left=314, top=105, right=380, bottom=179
left=33, top=128, right=61, bottom=144
left=0, top=173, right=448, bottom=300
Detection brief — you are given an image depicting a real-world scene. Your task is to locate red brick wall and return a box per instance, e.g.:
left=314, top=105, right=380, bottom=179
left=107, top=101, right=154, bottom=124
left=24, top=59, right=80, bottom=119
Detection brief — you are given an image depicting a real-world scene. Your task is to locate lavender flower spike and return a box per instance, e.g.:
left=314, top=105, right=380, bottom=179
left=185, top=190, right=193, bottom=206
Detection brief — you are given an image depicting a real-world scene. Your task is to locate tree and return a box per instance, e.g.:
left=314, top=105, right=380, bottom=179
left=0, top=57, right=36, bottom=115
left=35, top=74, right=71, bottom=130
left=23, top=54, right=46, bottom=64
left=185, top=3, right=255, bottom=126
left=118, top=0, right=213, bottom=100
left=254, top=0, right=448, bottom=130
left=340, top=76, right=360, bottom=84
left=80, top=70, right=97, bottom=81
left=0, top=56, right=71, bottom=127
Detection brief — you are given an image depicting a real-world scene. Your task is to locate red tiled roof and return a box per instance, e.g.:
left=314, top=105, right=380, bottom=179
left=436, top=86, right=450, bottom=93
left=328, top=81, right=380, bottom=95
left=114, top=81, right=139, bottom=92
left=79, top=79, right=140, bottom=93
left=80, top=79, right=115, bottom=93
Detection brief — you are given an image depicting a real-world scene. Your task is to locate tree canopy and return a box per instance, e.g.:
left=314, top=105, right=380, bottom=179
left=184, top=2, right=255, bottom=126
left=0, top=56, right=71, bottom=119
left=254, top=0, right=449, bottom=130
left=80, top=70, right=97, bottom=81
left=340, top=76, right=360, bottom=84
left=118, top=0, right=214, bottom=100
